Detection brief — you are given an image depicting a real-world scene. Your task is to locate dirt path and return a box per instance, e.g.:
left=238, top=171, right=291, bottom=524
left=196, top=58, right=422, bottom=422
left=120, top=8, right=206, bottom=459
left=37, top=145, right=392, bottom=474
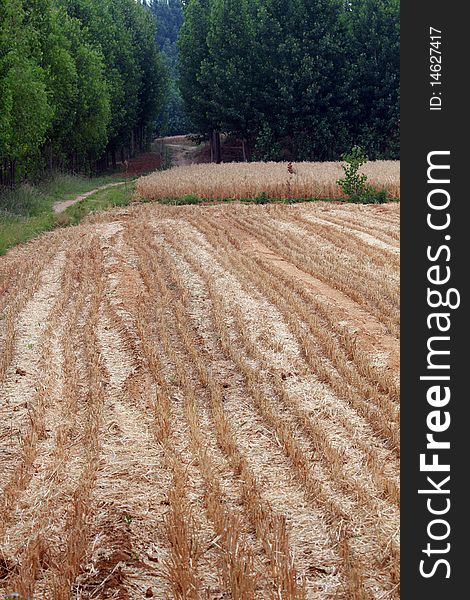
left=158, top=135, right=202, bottom=167
left=0, top=201, right=400, bottom=599
left=166, top=143, right=200, bottom=166
left=53, top=181, right=126, bottom=214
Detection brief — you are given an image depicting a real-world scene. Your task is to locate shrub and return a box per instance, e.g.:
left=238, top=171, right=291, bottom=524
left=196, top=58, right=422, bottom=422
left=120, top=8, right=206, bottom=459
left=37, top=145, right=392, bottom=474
left=350, top=188, right=388, bottom=204
left=337, top=146, right=368, bottom=198
left=337, top=146, right=388, bottom=204
left=253, top=192, right=270, bottom=204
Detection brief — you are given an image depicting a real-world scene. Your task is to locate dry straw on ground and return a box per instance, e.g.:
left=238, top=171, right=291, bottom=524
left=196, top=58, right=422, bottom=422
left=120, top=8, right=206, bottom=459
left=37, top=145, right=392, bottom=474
left=135, top=161, right=400, bottom=200
left=0, top=201, right=399, bottom=599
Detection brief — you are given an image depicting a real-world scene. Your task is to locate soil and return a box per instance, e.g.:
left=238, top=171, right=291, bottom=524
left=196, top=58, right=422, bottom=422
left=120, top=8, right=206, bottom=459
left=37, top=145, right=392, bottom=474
left=116, top=152, right=163, bottom=178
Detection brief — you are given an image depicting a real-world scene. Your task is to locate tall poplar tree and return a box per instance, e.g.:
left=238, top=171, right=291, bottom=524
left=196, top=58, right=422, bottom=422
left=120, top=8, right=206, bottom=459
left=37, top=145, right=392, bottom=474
left=203, top=0, right=260, bottom=160
left=344, top=0, right=400, bottom=158
left=0, top=0, right=53, bottom=184
left=178, top=0, right=213, bottom=134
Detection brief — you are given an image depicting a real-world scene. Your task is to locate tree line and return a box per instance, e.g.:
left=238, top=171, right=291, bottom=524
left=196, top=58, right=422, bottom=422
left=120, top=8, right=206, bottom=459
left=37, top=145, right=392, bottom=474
left=0, top=0, right=167, bottom=187
left=178, top=0, right=400, bottom=162
left=150, top=0, right=191, bottom=136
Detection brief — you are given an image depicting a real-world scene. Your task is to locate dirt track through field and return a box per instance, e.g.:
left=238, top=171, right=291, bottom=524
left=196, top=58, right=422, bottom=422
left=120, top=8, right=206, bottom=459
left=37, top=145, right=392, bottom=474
left=53, top=182, right=126, bottom=213
left=0, top=201, right=400, bottom=599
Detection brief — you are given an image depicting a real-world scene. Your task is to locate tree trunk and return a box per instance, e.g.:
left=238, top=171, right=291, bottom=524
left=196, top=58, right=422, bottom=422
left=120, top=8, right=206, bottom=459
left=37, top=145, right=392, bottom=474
left=242, top=138, right=250, bottom=163
left=49, top=143, right=53, bottom=174
left=215, top=131, right=222, bottom=164
left=10, top=159, right=16, bottom=189
left=211, top=130, right=222, bottom=164
left=112, top=149, right=117, bottom=170
left=130, top=130, right=135, bottom=157
left=210, top=130, right=214, bottom=163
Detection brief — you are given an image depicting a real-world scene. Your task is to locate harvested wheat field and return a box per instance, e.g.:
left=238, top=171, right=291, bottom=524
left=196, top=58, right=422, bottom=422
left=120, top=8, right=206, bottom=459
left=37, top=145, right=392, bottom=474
left=136, top=161, right=400, bottom=201
left=0, top=200, right=399, bottom=599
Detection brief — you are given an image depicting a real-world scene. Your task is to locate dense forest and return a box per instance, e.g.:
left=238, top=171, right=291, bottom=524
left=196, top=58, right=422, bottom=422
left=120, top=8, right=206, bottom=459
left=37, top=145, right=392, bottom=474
left=0, top=0, right=399, bottom=188
left=0, top=0, right=167, bottom=187
left=150, top=0, right=191, bottom=136
left=178, top=0, right=400, bottom=161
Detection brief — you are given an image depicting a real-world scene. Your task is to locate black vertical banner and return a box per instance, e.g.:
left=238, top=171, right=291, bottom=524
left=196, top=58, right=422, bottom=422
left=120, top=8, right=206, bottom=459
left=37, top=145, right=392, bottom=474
left=401, top=2, right=468, bottom=598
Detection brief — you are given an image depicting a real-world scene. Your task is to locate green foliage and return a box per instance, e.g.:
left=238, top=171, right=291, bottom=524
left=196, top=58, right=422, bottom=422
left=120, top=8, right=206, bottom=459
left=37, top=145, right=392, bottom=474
left=1, top=0, right=167, bottom=186
left=0, top=173, right=124, bottom=218
left=355, top=188, right=388, bottom=204
left=0, top=185, right=50, bottom=218
left=203, top=0, right=259, bottom=141
left=337, top=146, right=369, bottom=198
left=253, top=123, right=283, bottom=161
left=0, top=174, right=133, bottom=254
left=64, top=181, right=134, bottom=224
left=154, top=195, right=326, bottom=207
left=152, top=0, right=184, bottom=47
left=63, top=16, right=110, bottom=162
left=131, top=2, right=168, bottom=146
left=343, top=0, right=400, bottom=159
left=337, top=146, right=387, bottom=203
left=177, top=0, right=400, bottom=161
left=0, top=0, right=53, bottom=168
left=179, top=193, right=203, bottom=204
left=253, top=192, right=270, bottom=204
left=151, top=1, right=191, bottom=135
left=178, top=0, right=213, bottom=133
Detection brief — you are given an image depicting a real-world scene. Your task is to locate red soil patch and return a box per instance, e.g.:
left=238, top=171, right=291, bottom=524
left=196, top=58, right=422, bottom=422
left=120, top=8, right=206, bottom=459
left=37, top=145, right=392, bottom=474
left=116, top=152, right=162, bottom=178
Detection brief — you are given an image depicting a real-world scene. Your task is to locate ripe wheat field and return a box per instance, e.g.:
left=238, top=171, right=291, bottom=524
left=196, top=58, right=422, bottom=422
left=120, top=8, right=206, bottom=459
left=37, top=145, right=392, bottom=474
left=0, top=200, right=399, bottom=599
left=135, top=161, right=400, bottom=201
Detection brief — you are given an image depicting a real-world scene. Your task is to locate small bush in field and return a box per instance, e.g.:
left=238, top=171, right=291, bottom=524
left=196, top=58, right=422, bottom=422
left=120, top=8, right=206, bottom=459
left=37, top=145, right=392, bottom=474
left=337, top=146, right=388, bottom=204
left=337, top=146, right=369, bottom=198
left=253, top=192, right=270, bottom=204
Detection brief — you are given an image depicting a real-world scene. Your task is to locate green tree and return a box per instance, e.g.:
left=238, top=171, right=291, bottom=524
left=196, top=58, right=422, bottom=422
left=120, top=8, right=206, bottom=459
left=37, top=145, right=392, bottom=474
left=60, top=12, right=110, bottom=169
left=61, top=0, right=166, bottom=166
left=291, top=0, right=350, bottom=160
left=21, top=0, right=80, bottom=169
left=178, top=0, right=214, bottom=134
left=151, top=0, right=191, bottom=135
left=1, top=0, right=167, bottom=185
left=152, top=0, right=184, bottom=47
left=203, top=0, right=261, bottom=160
left=254, top=0, right=304, bottom=156
left=131, top=0, right=168, bottom=150
left=344, top=0, right=400, bottom=158
left=177, top=0, right=399, bottom=161
left=0, top=0, right=53, bottom=184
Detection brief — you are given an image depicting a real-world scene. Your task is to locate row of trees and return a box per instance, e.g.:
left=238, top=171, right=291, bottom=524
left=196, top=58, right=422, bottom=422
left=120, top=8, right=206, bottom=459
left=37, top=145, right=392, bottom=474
left=0, top=0, right=167, bottom=187
left=150, top=0, right=191, bottom=136
left=178, top=0, right=400, bottom=162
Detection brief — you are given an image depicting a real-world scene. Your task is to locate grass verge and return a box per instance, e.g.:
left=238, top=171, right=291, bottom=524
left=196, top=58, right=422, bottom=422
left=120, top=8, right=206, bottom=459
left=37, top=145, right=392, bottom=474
left=151, top=193, right=400, bottom=206
left=0, top=174, right=134, bottom=255
left=61, top=181, right=134, bottom=225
